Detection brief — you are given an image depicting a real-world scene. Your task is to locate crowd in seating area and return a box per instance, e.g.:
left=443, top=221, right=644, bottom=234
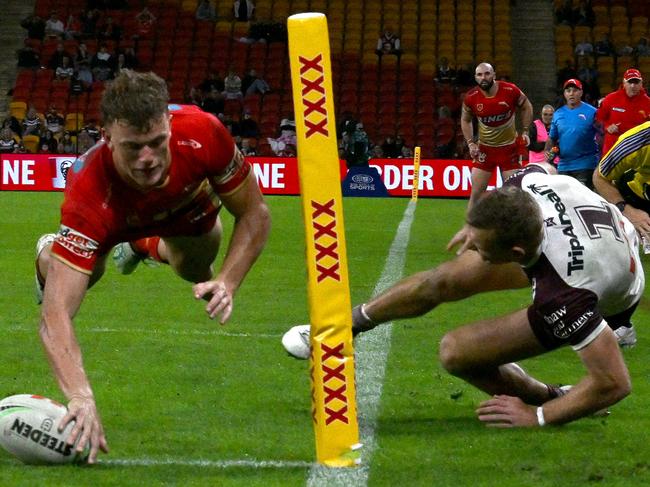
left=6, top=0, right=519, bottom=159
left=554, top=0, right=650, bottom=107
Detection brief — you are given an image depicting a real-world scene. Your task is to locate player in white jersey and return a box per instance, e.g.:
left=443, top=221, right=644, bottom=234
left=283, top=163, right=643, bottom=427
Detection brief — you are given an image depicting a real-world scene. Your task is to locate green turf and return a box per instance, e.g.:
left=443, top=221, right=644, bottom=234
left=1, top=192, right=650, bottom=486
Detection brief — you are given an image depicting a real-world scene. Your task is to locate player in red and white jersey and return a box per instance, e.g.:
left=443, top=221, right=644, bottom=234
left=34, top=71, right=270, bottom=463
left=449, top=62, right=533, bottom=253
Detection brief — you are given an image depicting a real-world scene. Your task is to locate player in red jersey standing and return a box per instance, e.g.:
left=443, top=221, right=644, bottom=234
left=596, top=68, right=650, bottom=156
left=34, top=70, right=271, bottom=463
left=449, top=62, right=533, bottom=253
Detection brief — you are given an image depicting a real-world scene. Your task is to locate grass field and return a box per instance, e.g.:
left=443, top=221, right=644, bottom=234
left=1, top=191, right=650, bottom=486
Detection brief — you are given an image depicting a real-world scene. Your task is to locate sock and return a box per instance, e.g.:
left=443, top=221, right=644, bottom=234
left=131, top=237, right=164, bottom=262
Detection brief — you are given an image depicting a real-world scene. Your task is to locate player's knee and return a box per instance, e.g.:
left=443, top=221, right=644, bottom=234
left=439, top=332, right=469, bottom=376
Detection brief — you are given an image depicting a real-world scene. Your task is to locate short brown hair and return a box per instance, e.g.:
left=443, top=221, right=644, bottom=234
left=467, top=186, right=542, bottom=250
left=101, top=70, right=169, bottom=132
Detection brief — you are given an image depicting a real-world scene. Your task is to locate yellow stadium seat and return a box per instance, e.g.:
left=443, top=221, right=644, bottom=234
left=65, top=113, right=84, bottom=133
left=10, top=101, right=27, bottom=121
left=22, top=135, right=40, bottom=154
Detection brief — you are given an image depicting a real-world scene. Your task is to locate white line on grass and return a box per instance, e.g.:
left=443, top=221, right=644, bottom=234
left=100, top=458, right=313, bottom=469
left=308, top=199, right=417, bottom=487
left=6, top=325, right=281, bottom=338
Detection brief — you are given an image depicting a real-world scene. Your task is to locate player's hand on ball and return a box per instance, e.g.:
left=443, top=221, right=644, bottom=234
left=193, top=280, right=233, bottom=324
left=476, top=395, right=538, bottom=428
left=61, top=395, right=108, bottom=463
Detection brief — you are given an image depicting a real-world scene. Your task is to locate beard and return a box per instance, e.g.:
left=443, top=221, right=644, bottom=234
left=479, top=79, right=494, bottom=91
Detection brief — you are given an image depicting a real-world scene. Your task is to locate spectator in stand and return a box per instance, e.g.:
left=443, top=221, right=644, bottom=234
left=0, top=128, right=17, bottom=153
left=344, top=122, right=370, bottom=168
left=134, top=7, right=156, bottom=39
left=574, top=36, right=593, bottom=58
left=14, top=142, right=28, bottom=154
left=544, top=79, right=599, bottom=189
left=234, top=0, right=255, bottom=21
left=74, top=59, right=94, bottom=91
left=80, top=8, right=100, bottom=39
left=241, top=69, right=270, bottom=97
left=223, top=68, right=243, bottom=101
left=48, top=42, right=71, bottom=70
left=436, top=105, right=456, bottom=158
left=74, top=42, right=92, bottom=68
left=76, top=130, right=96, bottom=153
left=594, top=33, right=614, bottom=57
left=82, top=120, right=101, bottom=142
left=398, top=145, right=414, bottom=158
left=239, top=109, right=260, bottom=138
left=196, top=0, right=217, bottom=21
left=38, top=130, right=58, bottom=153
left=55, top=55, right=75, bottom=81
left=394, top=135, right=406, bottom=155
left=635, top=37, right=650, bottom=58
left=380, top=135, right=398, bottom=158
left=527, top=104, right=557, bottom=165
left=199, top=71, right=225, bottom=95
left=57, top=131, right=76, bottom=154
left=267, top=118, right=297, bottom=157
left=201, top=88, right=225, bottom=117
left=16, top=40, right=41, bottom=69
left=21, top=14, right=46, bottom=40
left=45, top=11, right=65, bottom=39
left=98, top=16, right=123, bottom=42
left=22, top=106, right=43, bottom=136
left=596, top=68, right=650, bottom=156
left=91, top=44, right=114, bottom=81
left=239, top=138, right=256, bottom=156
left=64, top=13, right=82, bottom=40
left=44, top=105, right=65, bottom=136
left=371, top=145, right=384, bottom=158
left=555, top=0, right=574, bottom=25
left=574, top=0, right=594, bottom=26
left=375, top=29, right=401, bottom=58
left=112, top=52, right=130, bottom=77
left=3, top=116, right=22, bottom=138
left=435, top=57, right=456, bottom=84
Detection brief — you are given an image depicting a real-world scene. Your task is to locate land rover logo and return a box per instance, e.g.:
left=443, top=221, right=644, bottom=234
left=352, top=174, right=373, bottom=184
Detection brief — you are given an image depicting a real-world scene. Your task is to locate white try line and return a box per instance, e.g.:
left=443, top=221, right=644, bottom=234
left=6, top=325, right=281, bottom=339
left=100, top=458, right=313, bottom=469
left=0, top=457, right=312, bottom=469
left=308, top=199, right=417, bottom=487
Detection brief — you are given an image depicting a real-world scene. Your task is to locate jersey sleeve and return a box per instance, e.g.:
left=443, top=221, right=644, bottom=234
left=51, top=205, right=106, bottom=274
left=204, top=115, right=251, bottom=195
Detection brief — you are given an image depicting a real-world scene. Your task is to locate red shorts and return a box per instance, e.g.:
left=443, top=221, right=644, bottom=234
left=473, top=142, right=521, bottom=172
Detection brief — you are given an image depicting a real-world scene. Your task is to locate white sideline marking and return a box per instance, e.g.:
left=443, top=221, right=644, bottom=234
left=6, top=325, right=281, bottom=339
left=308, top=200, right=417, bottom=487
left=101, top=458, right=313, bottom=469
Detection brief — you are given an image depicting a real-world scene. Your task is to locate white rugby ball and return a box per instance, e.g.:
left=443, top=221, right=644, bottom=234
left=0, top=394, right=86, bottom=465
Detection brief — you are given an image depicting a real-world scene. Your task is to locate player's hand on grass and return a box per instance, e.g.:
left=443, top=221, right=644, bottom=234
left=447, top=225, right=472, bottom=255
left=193, top=280, right=233, bottom=324
left=60, top=395, right=109, bottom=464
left=476, top=395, right=538, bottom=428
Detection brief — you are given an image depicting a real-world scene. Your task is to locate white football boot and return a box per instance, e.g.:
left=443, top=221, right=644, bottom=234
left=282, top=324, right=311, bottom=360
left=35, top=233, right=56, bottom=304
left=614, top=325, right=637, bottom=348
left=113, top=242, right=143, bottom=275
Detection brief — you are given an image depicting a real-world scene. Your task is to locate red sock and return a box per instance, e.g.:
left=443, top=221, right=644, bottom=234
left=131, top=237, right=164, bottom=262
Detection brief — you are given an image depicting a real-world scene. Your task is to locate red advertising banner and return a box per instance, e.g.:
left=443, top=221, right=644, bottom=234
left=1, top=154, right=504, bottom=197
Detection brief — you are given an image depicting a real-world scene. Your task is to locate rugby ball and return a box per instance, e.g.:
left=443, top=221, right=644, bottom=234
left=0, top=394, right=86, bottom=465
